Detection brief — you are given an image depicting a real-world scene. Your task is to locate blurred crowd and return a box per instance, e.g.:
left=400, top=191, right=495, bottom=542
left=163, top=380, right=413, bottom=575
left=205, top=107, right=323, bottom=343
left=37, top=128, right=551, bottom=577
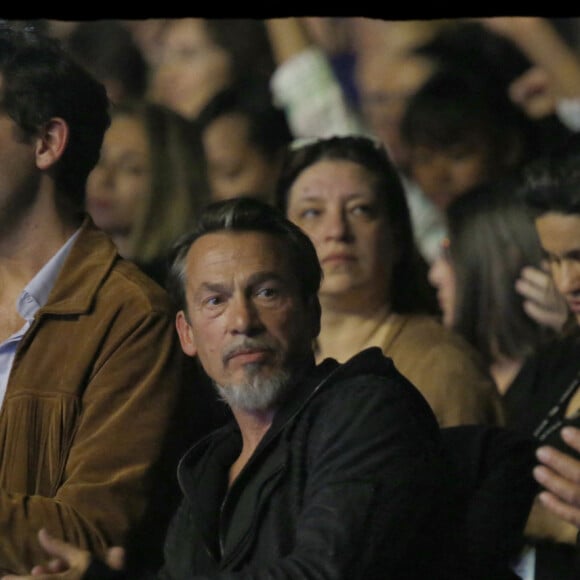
left=6, top=16, right=580, bottom=579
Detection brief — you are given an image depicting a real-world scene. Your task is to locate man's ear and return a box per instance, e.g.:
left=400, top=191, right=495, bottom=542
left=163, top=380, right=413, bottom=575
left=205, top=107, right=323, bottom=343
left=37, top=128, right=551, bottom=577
left=35, top=117, right=69, bottom=171
left=176, top=310, right=198, bottom=357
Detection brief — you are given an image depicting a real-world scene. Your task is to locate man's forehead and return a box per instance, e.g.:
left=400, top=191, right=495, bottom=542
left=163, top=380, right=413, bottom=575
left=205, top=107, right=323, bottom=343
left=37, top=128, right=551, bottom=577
left=188, top=229, right=283, bottom=254
left=536, top=211, right=580, bottom=251
left=184, top=230, right=292, bottom=283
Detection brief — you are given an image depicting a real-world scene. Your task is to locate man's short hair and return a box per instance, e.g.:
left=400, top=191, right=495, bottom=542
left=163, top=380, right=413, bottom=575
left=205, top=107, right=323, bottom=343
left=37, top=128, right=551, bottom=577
left=399, top=65, right=534, bottom=158
left=167, top=197, right=323, bottom=314
left=0, top=23, right=110, bottom=208
left=519, top=133, right=580, bottom=217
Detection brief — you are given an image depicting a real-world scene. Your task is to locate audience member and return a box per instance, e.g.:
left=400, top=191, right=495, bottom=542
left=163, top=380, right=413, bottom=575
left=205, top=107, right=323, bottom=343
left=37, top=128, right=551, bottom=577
left=120, top=19, right=169, bottom=69
left=149, top=18, right=275, bottom=121
left=352, top=19, right=450, bottom=170
left=357, top=47, right=447, bottom=263
left=265, top=18, right=446, bottom=264
left=428, top=176, right=567, bottom=395
left=2, top=197, right=479, bottom=580
left=86, top=100, right=210, bottom=285
left=265, top=17, right=363, bottom=140
left=535, top=426, right=580, bottom=529
left=64, top=20, right=149, bottom=105
left=412, top=20, right=533, bottom=94
left=276, top=135, right=503, bottom=427
left=400, top=64, right=572, bottom=212
left=300, top=17, right=360, bottom=110
left=404, top=21, right=580, bottom=334
left=195, top=77, right=293, bottom=204
left=505, top=138, right=580, bottom=578
left=0, top=24, right=196, bottom=574
left=424, top=171, right=579, bottom=575
left=477, top=17, right=580, bottom=128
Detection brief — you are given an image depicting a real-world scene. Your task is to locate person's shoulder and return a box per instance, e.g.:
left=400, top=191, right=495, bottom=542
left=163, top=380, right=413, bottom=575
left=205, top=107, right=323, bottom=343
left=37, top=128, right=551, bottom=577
left=324, top=347, right=400, bottom=387
left=391, top=314, right=476, bottom=353
left=302, top=349, right=441, bottom=446
left=385, top=314, right=492, bottom=386
left=316, top=347, right=438, bottom=418
left=68, top=218, right=175, bottom=315
left=48, top=225, right=173, bottom=324
left=109, top=257, right=174, bottom=314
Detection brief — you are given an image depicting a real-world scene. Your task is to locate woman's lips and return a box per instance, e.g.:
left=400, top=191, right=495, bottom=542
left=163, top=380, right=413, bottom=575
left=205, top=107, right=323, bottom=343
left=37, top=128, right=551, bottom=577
left=88, top=199, right=113, bottom=211
left=321, top=253, right=356, bottom=265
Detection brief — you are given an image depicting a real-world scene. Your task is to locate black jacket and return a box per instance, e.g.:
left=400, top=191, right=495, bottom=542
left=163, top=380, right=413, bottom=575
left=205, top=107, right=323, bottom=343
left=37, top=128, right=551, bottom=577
left=87, top=348, right=537, bottom=579
left=154, top=347, right=467, bottom=579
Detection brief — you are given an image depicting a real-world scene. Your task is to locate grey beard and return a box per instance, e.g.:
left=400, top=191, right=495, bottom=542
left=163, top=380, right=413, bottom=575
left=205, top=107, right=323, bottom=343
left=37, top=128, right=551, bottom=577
left=214, top=365, right=292, bottom=412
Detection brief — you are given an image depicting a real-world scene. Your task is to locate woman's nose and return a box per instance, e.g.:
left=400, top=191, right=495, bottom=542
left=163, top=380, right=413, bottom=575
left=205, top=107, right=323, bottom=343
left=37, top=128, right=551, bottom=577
left=324, top=208, right=352, bottom=241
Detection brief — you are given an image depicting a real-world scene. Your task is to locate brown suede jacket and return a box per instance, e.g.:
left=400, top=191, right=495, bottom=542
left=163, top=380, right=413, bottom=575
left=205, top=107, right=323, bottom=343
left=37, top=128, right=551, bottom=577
left=0, top=218, right=188, bottom=574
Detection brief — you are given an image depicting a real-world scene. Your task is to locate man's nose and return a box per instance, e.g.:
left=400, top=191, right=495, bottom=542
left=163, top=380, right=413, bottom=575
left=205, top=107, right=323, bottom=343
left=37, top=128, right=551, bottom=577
left=556, top=261, right=580, bottom=295
left=428, top=155, right=453, bottom=189
left=228, top=294, right=263, bottom=336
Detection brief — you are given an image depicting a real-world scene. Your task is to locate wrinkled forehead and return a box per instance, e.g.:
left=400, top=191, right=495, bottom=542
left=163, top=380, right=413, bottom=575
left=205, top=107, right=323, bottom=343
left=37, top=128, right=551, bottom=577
left=185, top=230, right=296, bottom=286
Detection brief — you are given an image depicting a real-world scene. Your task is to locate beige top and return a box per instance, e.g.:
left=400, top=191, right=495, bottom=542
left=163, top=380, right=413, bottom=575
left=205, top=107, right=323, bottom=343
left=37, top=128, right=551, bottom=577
left=318, top=312, right=504, bottom=428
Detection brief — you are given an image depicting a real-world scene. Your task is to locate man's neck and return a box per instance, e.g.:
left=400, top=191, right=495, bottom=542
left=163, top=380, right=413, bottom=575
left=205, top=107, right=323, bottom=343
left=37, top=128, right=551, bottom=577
left=226, top=354, right=316, bottom=486
left=233, top=407, right=276, bottom=453
left=0, top=200, right=81, bottom=302
left=228, top=407, right=276, bottom=487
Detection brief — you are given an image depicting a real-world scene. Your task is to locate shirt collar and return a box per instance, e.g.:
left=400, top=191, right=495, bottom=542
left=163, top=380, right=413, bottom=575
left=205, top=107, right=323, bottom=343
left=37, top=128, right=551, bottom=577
left=18, top=228, right=81, bottom=320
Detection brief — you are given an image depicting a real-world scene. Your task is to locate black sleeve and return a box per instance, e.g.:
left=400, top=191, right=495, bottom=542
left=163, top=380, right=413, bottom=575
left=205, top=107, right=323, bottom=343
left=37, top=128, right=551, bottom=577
left=83, top=558, right=128, bottom=580
left=440, top=425, right=539, bottom=578
left=83, top=557, right=160, bottom=580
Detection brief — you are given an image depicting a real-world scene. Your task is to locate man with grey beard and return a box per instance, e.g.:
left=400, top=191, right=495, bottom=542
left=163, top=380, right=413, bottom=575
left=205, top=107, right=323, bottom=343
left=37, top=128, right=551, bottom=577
left=7, top=197, right=475, bottom=580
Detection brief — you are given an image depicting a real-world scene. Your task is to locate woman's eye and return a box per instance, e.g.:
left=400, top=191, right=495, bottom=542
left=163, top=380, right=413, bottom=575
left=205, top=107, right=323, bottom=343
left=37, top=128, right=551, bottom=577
left=300, top=208, right=321, bottom=219
left=350, top=204, right=375, bottom=218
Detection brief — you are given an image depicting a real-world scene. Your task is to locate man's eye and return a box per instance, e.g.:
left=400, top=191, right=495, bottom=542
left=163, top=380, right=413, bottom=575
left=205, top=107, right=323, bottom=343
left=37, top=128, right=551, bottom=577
left=256, top=287, right=279, bottom=299
left=204, top=295, right=224, bottom=307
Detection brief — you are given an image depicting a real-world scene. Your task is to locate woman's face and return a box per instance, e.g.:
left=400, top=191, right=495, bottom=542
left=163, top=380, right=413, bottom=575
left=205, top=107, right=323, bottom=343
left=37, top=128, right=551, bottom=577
left=286, top=159, right=394, bottom=304
left=150, top=19, right=232, bottom=120
left=428, top=240, right=457, bottom=327
left=86, top=115, right=152, bottom=238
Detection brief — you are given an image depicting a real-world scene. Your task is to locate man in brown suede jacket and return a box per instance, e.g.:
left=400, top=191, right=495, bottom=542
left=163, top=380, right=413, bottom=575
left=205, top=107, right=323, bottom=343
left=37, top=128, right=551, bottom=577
left=0, top=23, right=199, bottom=574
